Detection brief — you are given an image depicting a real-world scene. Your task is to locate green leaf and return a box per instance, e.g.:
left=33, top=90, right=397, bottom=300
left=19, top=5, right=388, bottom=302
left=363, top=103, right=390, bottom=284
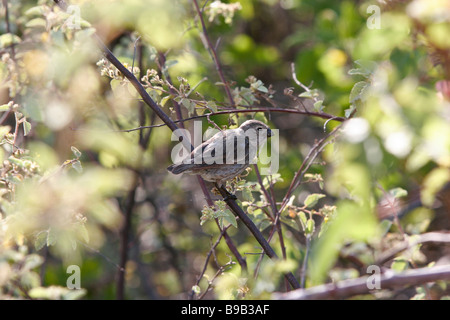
left=160, top=95, right=173, bottom=107
left=304, top=193, right=326, bottom=208
left=110, top=79, right=122, bottom=91
left=25, top=5, right=46, bottom=16
left=262, top=173, right=283, bottom=189
left=349, top=81, right=369, bottom=104
left=348, top=68, right=370, bottom=77
left=222, top=209, right=237, bottom=228
left=242, top=188, right=254, bottom=202
left=25, top=18, right=47, bottom=29
left=344, top=105, right=357, bottom=118
left=181, top=98, right=195, bottom=115
left=127, top=82, right=139, bottom=98
left=23, top=254, right=44, bottom=270
left=34, top=232, right=47, bottom=251
left=390, top=187, right=408, bottom=199
left=72, top=160, right=83, bottom=173
left=206, top=101, right=218, bottom=112
left=391, top=258, right=409, bottom=272
left=191, top=285, right=201, bottom=294
left=0, top=126, right=10, bottom=139
left=299, top=91, right=314, bottom=98
left=63, top=288, right=87, bottom=300
left=251, top=80, right=268, bottom=93
left=313, top=100, right=324, bottom=112
left=79, top=224, right=89, bottom=243
left=71, top=146, right=82, bottom=159
left=8, top=157, right=26, bottom=167
left=0, top=33, right=21, bottom=48
left=23, top=121, right=32, bottom=136
left=305, top=219, right=315, bottom=235
left=0, top=104, right=11, bottom=112
left=47, top=229, right=57, bottom=246
left=298, top=211, right=308, bottom=228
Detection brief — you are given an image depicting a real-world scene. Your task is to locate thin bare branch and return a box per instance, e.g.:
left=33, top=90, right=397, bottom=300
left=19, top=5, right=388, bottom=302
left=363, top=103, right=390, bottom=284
left=192, top=0, right=235, bottom=106
left=274, top=265, right=450, bottom=300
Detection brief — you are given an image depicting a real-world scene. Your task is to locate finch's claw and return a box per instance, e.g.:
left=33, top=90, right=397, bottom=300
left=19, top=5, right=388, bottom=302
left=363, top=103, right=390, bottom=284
left=223, top=193, right=237, bottom=201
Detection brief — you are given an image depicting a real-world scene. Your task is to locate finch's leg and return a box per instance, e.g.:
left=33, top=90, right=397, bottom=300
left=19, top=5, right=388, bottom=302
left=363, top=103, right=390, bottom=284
left=214, top=183, right=238, bottom=201
left=223, top=192, right=237, bottom=201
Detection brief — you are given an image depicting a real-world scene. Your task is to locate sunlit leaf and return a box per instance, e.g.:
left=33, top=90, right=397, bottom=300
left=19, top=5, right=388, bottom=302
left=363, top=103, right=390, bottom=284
left=304, top=193, right=326, bottom=208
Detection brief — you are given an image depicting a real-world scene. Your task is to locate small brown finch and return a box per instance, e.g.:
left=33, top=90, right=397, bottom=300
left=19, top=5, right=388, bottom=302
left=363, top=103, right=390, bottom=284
left=167, top=120, right=273, bottom=186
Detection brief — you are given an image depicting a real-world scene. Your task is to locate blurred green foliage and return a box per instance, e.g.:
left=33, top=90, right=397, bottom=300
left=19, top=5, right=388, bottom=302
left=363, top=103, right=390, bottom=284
left=0, top=0, right=449, bottom=300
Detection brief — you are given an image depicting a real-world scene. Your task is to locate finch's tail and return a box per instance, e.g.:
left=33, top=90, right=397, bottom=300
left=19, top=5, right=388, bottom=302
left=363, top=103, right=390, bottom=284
left=167, top=163, right=188, bottom=174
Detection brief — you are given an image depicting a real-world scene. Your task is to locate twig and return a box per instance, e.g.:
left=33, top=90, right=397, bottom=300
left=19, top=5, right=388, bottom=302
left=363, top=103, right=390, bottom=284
left=376, top=183, right=406, bottom=238
left=291, top=63, right=315, bottom=95
left=279, top=124, right=342, bottom=214
left=117, top=107, right=346, bottom=133
left=216, top=184, right=300, bottom=289
left=2, top=0, right=15, bottom=60
left=376, top=232, right=450, bottom=266
left=192, top=0, right=235, bottom=106
left=274, top=265, right=450, bottom=300
left=300, top=236, right=311, bottom=288
left=197, top=177, right=248, bottom=272
left=188, top=226, right=230, bottom=300
left=198, top=257, right=236, bottom=300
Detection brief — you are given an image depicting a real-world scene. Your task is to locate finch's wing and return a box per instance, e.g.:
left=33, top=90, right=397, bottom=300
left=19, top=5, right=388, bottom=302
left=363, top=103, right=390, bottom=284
left=184, top=129, right=251, bottom=166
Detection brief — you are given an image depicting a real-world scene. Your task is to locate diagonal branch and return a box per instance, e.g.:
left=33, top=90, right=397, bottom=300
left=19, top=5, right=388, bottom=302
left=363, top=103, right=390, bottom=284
left=216, top=184, right=300, bottom=289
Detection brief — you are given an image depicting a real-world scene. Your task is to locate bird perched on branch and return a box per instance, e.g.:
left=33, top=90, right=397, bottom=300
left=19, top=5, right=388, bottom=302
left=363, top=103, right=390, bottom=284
left=167, top=120, right=273, bottom=187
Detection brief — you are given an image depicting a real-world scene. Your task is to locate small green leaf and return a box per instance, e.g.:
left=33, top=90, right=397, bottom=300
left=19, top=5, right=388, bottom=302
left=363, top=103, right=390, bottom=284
left=348, top=68, right=371, bottom=77
left=222, top=209, right=237, bottom=228
left=47, top=229, right=57, bottom=246
left=242, top=188, right=254, bottom=202
left=390, top=187, right=408, bottom=199
left=79, top=224, right=89, bottom=243
left=110, top=78, right=122, bottom=90
left=191, top=285, right=201, bottom=294
left=344, top=105, right=357, bottom=118
left=391, top=258, right=409, bottom=272
left=0, top=33, right=21, bottom=48
left=298, top=211, right=308, bottom=228
left=313, top=100, right=324, bottom=112
left=305, top=219, right=315, bottom=235
left=23, top=254, right=44, bottom=270
left=349, top=81, right=369, bottom=104
left=71, top=146, right=82, bottom=159
left=22, top=121, right=32, bottom=136
left=181, top=98, right=195, bottom=115
left=72, top=160, right=83, bottom=173
left=0, top=104, right=11, bottom=112
left=0, top=126, right=10, bottom=139
left=298, top=91, right=313, bottom=98
left=160, top=95, right=173, bottom=107
left=127, top=82, right=139, bottom=98
left=304, top=193, right=326, bottom=208
left=25, top=5, right=46, bottom=16
left=206, top=101, right=218, bottom=112
left=25, top=18, right=47, bottom=28
left=34, top=232, right=47, bottom=251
